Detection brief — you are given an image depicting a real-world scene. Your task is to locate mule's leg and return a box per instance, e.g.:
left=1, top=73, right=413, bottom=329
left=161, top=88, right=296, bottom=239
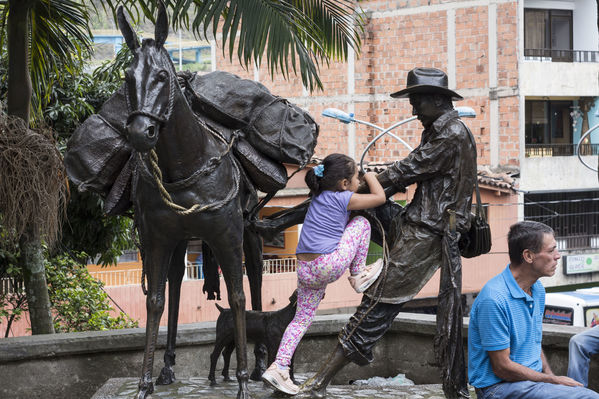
left=157, top=241, right=187, bottom=385
left=243, top=227, right=267, bottom=381
left=210, top=225, right=250, bottom=399
left=136, top=238, right=176, bottom=399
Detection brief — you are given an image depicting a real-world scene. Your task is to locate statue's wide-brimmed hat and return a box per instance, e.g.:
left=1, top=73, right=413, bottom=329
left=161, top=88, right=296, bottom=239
left=390, top=67, right=463, bottom=100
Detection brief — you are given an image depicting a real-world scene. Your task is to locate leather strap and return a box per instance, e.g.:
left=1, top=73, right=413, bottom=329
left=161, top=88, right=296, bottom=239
left=457, top=119, right=483, bottom=219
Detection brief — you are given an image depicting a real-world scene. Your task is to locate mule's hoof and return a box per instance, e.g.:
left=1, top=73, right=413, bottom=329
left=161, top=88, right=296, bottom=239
left=236, top=388, right=252, bottom=399
left=135, top=384, right=154, bottom=399
left=156, top=366, right=176, bottom=385
left=209, top=379, right=218, bottom=387
left=299, top=380, right=326, bottom=399
left=223, top=376, right=233, bottom=382
left=237, top=380, right=252, bottom=399
left=249, top=366, right=265, bottom=382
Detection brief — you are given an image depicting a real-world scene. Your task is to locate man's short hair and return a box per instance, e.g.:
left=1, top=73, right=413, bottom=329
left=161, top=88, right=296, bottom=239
left=508, top=221, right=554, bottom=264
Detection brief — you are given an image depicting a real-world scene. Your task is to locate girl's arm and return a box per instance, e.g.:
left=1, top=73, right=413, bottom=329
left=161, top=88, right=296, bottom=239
left=348, top=172, right=386, bottom=210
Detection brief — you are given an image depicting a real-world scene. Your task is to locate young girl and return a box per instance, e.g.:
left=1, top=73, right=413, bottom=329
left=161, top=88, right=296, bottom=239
left=262, top=153, right=386, bottom=395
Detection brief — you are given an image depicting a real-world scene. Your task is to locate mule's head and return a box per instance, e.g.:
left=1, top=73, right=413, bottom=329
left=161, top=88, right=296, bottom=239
left=117, top=2, right=175, bottom=152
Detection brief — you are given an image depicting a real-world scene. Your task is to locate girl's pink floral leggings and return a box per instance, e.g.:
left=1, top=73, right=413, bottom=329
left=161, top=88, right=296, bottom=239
left=274, top=216, right=371, bottom=367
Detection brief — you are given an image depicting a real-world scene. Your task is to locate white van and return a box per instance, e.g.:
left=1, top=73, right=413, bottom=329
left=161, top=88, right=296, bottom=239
left=544, top=287, right=599, bottom=327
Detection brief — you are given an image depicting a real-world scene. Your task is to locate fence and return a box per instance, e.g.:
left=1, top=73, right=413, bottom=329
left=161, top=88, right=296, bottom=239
left=525, top=144, right=599, bottom=157
left=524, top=48, right=599, bottom=63
left=0, top=278, right=23, bottom=295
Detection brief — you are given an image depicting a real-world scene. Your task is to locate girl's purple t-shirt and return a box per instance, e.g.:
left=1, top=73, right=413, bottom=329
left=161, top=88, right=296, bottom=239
left=295, top=190, right=353, bottom=254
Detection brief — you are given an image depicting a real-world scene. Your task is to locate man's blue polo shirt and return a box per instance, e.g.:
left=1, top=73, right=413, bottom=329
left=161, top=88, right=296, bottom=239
left=468, top=264, right=545, bottom=388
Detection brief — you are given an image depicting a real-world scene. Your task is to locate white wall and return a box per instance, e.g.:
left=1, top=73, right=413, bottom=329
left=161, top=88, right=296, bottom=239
left=520, top=155, right=599, bottom=192
left=573, top=0, right=598, bottom=51
left=520, top=61, right=599, bottom=96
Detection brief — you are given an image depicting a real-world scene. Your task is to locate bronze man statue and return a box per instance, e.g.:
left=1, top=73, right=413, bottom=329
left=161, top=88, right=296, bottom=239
left=303, top=67, right=477, bottom=397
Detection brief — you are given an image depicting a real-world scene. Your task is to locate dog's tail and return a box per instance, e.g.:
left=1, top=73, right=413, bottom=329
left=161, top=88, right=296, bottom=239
left=215, top=303, right=226, bottom=313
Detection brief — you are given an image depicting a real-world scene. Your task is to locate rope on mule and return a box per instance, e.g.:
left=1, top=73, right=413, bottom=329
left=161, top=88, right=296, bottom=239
left=144, top=137, right=239, bottom=215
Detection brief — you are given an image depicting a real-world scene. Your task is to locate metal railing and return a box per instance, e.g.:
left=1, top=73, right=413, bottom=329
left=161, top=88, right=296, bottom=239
left=262, top=257, right=297, bottom=274
left=3, top=255, right=385, bottom=290
left=525, top=144, right=599, bottom=157
left=0, top=278, right=24, bottom=295
left=524, top=48, right=599, bottom=63
left=89, top=268, right=143, bottom=287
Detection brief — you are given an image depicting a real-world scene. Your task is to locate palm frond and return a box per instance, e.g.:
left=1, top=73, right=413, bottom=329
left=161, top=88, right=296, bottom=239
left=28, top=0, right=93, bottom=122
left=107, top=0, right=363, bottom=92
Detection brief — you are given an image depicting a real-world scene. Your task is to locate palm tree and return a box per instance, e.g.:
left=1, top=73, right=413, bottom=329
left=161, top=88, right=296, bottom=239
left=0, top=0, right=362, bottom=334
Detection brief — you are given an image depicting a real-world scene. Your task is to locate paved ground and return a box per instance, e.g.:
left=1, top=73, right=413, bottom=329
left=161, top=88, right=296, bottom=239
left=92, top=375, right=477, bottom=399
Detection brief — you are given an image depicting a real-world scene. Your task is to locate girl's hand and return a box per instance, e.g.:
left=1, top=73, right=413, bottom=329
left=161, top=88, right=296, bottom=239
left=348, top=172, right=386, bottom=210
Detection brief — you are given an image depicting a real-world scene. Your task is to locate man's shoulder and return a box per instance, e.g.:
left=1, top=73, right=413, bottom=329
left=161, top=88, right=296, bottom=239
left=477, top=273, right=510, bottom=302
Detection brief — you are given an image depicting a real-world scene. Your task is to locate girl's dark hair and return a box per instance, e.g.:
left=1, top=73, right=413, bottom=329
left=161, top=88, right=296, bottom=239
left=305, top=153, right=356, bottom=196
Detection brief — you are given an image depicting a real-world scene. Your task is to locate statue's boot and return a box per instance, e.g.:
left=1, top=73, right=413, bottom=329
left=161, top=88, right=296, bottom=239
left=300, top=344, right=350, bottom=398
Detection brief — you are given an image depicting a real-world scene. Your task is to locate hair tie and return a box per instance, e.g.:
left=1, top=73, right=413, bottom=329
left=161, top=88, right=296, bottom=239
left=313, top=164, right=324, bottom=177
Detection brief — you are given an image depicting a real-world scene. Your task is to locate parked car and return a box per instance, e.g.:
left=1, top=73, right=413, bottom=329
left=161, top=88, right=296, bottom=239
left=544, top=288, right=599, bottom=327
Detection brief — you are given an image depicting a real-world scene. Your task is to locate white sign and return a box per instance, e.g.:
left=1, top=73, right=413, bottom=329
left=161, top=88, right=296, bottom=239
left=564, top=253, right=599, bottom=275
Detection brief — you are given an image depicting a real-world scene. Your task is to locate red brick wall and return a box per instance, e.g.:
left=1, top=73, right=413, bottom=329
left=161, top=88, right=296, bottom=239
left=211, top=0, right=519, bottom=169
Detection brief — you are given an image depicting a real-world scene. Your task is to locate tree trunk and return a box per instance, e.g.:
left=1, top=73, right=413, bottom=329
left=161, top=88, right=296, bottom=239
left=7, top=0, right=55, bottom=335
left=7, top=0, right=32, bottom=122
left=18, top=228, right=54, bottom=334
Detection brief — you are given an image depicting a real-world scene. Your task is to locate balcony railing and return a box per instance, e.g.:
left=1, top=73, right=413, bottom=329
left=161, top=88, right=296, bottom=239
left=525, top=143, right=599, bottom=157
left=557, top=235, right=599, bottom=251
left=524, top=48, right=599, bottom=63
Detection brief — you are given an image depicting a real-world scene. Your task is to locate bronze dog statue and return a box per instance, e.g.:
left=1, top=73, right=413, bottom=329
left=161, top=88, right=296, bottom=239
left=209, top=290, right=298, bottom=386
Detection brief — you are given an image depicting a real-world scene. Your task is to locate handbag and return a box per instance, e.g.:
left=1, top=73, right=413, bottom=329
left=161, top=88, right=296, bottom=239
left=458, top=121, right=492, bottom=258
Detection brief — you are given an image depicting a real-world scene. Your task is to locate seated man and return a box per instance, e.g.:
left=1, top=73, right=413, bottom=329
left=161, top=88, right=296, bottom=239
left=569, top=325, right=599, bottom=387
left=468, top=221, right=599, bottom=399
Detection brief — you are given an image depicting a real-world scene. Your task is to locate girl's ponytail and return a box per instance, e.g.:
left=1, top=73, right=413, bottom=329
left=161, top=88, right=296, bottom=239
left=305, top=167, right=321, bottom=195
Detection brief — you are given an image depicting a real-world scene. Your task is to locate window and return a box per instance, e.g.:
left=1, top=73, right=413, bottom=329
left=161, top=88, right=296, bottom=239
left=524, top=190, right=599, bottom=251
left=524, top=9, right=573, bottom=61
left=525, top=100, right=574, bottom=156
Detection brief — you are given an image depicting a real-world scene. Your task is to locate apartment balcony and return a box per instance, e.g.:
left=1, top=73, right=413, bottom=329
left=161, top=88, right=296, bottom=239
left=524, top=48, right=599, bottom=63
left=525, top=143, right=599, bottom=157
left=520, top=152, right=598, bottom=192
left=520, top=59, right=599, bottom=97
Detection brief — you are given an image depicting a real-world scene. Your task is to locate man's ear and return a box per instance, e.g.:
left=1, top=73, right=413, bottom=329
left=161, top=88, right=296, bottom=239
left=522, top=249, right=535, bottom=264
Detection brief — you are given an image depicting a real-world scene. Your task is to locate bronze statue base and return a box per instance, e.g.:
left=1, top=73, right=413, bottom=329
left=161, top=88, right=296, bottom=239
left=93, top=376, right=475, bottom=399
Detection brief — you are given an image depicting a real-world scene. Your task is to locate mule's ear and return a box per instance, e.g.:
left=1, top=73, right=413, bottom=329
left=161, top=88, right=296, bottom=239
left=154, top=0, right=169, bottom=48
left=117, top=6, right=140, bottom=50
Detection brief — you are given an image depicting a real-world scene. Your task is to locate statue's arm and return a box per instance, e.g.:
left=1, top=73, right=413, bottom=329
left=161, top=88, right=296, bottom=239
left=251, top=199, right=310, bottom=240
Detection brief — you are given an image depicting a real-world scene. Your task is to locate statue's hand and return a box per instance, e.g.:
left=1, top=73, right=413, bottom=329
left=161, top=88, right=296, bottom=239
left=356, top=182, right=370, bottom=194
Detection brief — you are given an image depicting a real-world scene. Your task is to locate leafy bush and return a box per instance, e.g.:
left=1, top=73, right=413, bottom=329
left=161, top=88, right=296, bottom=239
left=46, top=253, right=138, bottom=332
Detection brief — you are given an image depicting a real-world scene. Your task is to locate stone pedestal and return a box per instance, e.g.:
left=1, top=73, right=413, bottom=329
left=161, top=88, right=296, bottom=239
left=92, top=376, right=476, bottom=399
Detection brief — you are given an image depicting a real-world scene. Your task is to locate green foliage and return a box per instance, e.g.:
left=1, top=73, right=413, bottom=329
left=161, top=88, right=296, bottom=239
left=35, top=49, right=136, bottom=266
left=43, top=58, right=123, bottom=142
left=0, top=0, right=95, bottom=123
left=0, top=247, right=138, bottom=336
left=46, top=252, right=138, bottom=333
left=60, top=190, right=134, bottom=267
left=0, top=243, right=27, bottom=337
left=95, top=0, right=363, bottom=92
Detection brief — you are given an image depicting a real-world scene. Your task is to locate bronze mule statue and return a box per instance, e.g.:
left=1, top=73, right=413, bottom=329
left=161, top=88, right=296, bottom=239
left=117, top=4, right=261, bottom=398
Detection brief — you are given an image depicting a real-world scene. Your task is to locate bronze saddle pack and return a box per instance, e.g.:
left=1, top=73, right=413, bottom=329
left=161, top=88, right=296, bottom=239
left=65, top=71, right=319, bottom=215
